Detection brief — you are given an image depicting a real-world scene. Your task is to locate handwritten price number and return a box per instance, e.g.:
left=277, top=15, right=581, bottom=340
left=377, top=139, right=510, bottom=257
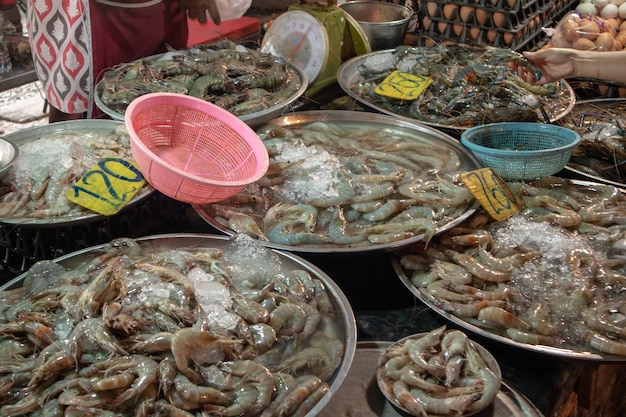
left=460, top=168, right=521, bottom=221
left=66, top=157, right=146, bottom=216
left=375, top=70, right=433, bottom=101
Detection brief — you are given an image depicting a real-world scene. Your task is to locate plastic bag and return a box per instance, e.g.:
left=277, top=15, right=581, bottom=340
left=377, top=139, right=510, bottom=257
left=216, top=0, right=251, bottom=21
left=545, top=10, right=624, bottom=51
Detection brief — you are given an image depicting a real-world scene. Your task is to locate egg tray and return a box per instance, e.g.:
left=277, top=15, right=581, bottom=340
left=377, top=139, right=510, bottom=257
left=420, top=0, right=550, bottom=33
left=417, top=0, right=576, bottom=51
left=422, top=0, right=542, bottom=13
left=0, top=192, right=188, bottom=281
left=418, top=16, right=548, bottom=50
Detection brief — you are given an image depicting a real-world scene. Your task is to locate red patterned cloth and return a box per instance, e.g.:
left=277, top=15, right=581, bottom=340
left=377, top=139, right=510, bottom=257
left=28, top=0, right=188, bottom=118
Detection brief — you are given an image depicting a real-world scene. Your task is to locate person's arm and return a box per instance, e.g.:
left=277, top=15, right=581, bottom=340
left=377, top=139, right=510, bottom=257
left=513, top=47, right=626, bottom=85
left=568, top=49, right=626, bottom=84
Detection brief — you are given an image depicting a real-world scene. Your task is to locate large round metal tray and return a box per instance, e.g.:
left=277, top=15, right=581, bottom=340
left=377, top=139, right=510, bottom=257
left=337, top=47, right=576, bottom=131
left=320, top=341, right=544, bottom=417
left=94, top=50, right=307, bottom=128
left=0, top=120, right=154, bottom=227
left=193, top=110, right=482, bottom=254
left=558, top=98, right=626, bottom=187
left=1, top=233, right=357, bottom=417
left=391, top=179, right=626, bottom=361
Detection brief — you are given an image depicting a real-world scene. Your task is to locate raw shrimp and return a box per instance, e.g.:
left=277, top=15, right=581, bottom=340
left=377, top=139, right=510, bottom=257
left=172, top=372, right=232, bottom=405
left=269, top=303, right=307, bottom=336
left=273, top=375, right=324, bottom=417
left=392, top=380, right=428, bottom=416
left=171, top=328, right=238, bottom=380
left=464, top=344, right=501, bottom=412
left=477, top=306, right=530, bottom=330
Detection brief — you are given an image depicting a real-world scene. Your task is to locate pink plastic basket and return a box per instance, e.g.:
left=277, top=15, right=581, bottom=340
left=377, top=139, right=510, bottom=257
left=125, top=93, right=269, bottom=204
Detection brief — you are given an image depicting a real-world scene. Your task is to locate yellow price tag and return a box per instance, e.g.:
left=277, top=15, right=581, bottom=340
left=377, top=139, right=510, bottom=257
left=374, top=70, right=433, bottom=101
left=66, top=157, right=146, bottom=216
left=460, top=168, right=522, bottom=221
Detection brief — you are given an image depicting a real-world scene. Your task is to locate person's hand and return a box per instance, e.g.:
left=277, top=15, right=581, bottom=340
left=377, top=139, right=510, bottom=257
left=177, top=0, right=221, bottom=24
left=510, top=48, right=579, bottom=85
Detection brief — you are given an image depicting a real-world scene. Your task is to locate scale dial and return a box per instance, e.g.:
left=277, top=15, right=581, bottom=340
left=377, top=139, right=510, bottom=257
left=261, top=10, right=330, bottom=84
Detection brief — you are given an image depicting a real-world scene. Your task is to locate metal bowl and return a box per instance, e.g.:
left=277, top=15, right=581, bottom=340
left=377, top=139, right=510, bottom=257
left=0, top=120, right=154, bottom=227
left=0, top=136, right=18, bottom=180
left=377, top=330, right=502, bottom=416
left=192, top=110, right=483, bottom=254
left=320, top=341, right=543, bottom=417
left=339, top=1, right=412, bottom=51
left=337, top=47, right=576, bottom=131
left=94, top=51, right=307, bottom=128
left=392, top=179, right=626, bottom=361
left=1, top=233, right=357, bottom=417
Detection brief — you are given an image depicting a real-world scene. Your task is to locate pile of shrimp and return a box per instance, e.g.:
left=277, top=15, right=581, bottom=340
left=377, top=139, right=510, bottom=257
left=397, top=177, right=626, bottom=356
left=0, top=124, right=145, bottom=221
left=378, top=326, right=501, bottom=416
left=0, top=235, right=344, bottom=416
left=557, top=99, right=626, bottom=184
left=198, top=119, right=478, bottom=249
left=97, top=40, right=303, bottom=118
left=349, top=44, right=573, bottom=128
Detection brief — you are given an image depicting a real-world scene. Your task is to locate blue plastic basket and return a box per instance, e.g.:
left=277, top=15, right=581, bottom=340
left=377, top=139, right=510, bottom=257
left=460, top=122, right=581, bottom=180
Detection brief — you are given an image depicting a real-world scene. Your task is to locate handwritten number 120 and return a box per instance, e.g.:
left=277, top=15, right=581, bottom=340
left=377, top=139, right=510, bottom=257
left=69, top=158, right=144, bottom=211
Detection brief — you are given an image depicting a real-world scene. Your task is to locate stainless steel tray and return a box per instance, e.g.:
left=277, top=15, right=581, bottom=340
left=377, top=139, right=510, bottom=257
left=0, top=120, right=154, bottom=227
left=1, top=233, right=358, bottom=417
left=193, top=110, right=482, bottom=254
left=392, top=179, right=626, bottom=361
left=94, top=50, right=307, bottom=128
left=337, top=48, right=576, bottom=131
left=319, top=341, right=544, bottom=417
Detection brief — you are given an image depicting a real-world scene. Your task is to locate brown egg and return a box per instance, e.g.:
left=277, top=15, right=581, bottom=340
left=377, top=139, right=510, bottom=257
left=561, top=20, right=581, bottom=42
left=606, top=17, right=620, bottom=32
left=595, top=31, right=615, bottom=50
left=469, top=26, right=482, bottom=40
left=486, top=29, right=498, bottom=43
left=615, top=31, right=626, bottom=45
left=438, top=21, right=448, bottom=34
left=475, top=8, right=488, bottom=25
left=503, top=31, right=514, bottom=44
left=551, top=32, right=573, bottom=48
left=443, top=4, right=459, bottom=20
left=614, top=39, right=623, bottom=50
left=427, top=2, right=438, bottom=17
left=422, top=16, right=432, bottom=30
left=507, top=0, right=517, bottom=8
left=460, top=6, right=475, bottom=23
left=453, top=23, right=464, bottom=36
left=579, top=19, right=601, bottom=40
left=619, top=86, right=626, bottom=98
left=573, top=37, right=596, bottom=49
left=492, top=11, right=506, bottom=28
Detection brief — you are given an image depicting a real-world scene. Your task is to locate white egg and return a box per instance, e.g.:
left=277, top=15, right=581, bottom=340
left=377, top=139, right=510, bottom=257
left=577, top=2, right=598, bottom=13
left=620, top=1, right=626, bottom=17
left=593, top=0, right=609, bottom=9
left=610, top=0, right=626, bottom=6
left=601, top=3, right=619, bottom=18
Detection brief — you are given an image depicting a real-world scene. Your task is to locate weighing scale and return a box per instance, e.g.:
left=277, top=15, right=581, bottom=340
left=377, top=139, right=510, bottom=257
left=261, top=0, right=371, bottom=96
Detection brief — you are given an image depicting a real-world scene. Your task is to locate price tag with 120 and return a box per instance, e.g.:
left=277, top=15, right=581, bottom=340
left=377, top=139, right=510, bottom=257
left=66, top=157, right=146, bottom=216
left=375, top=70, right=433, bottom=101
